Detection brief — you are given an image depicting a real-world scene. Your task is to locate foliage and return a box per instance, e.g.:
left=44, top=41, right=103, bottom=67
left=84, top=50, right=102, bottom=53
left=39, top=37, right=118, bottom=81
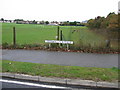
left=87, top=12, right=118, bottom=30
left=60, top=21, right=85, bottom=26
left=0, top=18, right=4, bottom=21
left=45, top=21, right=49, bottom=24
left=14, top=19, right=24, bottom=22
left=87, top=12, right=119, bottom=40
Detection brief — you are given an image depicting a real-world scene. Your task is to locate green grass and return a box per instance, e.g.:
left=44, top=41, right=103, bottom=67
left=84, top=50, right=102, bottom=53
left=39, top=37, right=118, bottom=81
left=1, top=60, right=119, bottom=82
left=2, top=23, right=110, bottom=48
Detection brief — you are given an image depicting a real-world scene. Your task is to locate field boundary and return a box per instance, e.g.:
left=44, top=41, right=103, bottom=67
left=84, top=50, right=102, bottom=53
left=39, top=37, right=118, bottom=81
left=2, top=23, right=119, bottom=52
left=1, top=46, right=119, bottom=54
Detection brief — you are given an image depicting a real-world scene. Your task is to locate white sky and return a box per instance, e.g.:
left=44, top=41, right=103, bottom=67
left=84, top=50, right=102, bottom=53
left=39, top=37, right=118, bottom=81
left=0, top=0, right=119, bottom=22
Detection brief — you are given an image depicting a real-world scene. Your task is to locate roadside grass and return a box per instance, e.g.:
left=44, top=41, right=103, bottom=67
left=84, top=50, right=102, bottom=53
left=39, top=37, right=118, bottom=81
left=2, top=60, right=119, bottom=82
left=2, top=23, right=112, bottom=49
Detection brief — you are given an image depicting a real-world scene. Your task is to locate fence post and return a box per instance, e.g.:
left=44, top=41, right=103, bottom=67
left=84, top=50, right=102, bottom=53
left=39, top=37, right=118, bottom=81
left=60, top=30, right=62, bottom=47
left=57, top=26, right=60, bottom=47
left=13, top=27, right=16, bottom=47
left=57, top=26, right=59, bottom=40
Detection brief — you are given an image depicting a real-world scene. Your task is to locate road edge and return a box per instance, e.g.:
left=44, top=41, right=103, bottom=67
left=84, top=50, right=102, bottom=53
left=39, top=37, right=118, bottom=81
left=0, top=72, right=119, bottom=89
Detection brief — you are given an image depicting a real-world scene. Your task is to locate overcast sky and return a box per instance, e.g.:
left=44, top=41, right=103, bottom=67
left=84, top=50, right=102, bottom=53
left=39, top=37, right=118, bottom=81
left=0, top=0, right=119, bottom=22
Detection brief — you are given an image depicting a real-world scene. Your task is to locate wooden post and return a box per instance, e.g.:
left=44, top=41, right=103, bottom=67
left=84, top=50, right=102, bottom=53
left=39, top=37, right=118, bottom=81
left=60, top=30, right=62, bottom=46
left=57, top=26, right=59, bottom=46
left=13, top=27, right=16, bottom=47
left=60, top=30, right=62, bottom=41
left=57, top=26, right=59, bottom=40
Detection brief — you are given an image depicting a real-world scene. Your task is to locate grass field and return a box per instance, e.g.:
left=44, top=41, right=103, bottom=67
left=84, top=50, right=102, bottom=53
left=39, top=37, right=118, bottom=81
left=2, top=23, right=117, bottom=49
left=1, top=60, right=119, bottom=82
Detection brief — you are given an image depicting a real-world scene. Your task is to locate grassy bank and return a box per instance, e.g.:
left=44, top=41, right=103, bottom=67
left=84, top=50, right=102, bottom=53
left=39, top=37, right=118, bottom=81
left=1, top=60, right=119, bottom=82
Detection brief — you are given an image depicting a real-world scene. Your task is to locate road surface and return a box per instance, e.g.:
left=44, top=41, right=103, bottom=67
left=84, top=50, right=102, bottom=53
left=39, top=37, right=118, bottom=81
left=2, top=49, right=118, bottom=68
left=1, top=77, right=117, bottom=90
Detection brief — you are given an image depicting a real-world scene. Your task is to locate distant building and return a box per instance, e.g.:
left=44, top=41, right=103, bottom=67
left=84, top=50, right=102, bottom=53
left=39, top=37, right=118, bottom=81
left=48, top=23, right=59, bottom=26
left=48, top=21, right=59, bottom=26
left=81, top=20, right=88, bottom=23
left=0, top=20, right=12, bottom=23
left=0, top=21, right=3, bottom=23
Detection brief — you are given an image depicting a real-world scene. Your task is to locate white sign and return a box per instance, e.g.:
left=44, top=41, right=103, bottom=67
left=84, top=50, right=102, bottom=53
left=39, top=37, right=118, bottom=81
left=45, top=40, right=73, bottom=44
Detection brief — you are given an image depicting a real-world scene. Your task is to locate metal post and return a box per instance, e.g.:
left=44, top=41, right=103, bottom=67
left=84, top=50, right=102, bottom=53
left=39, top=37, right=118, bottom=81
left=67, top=44, right=69, bottom=50
left=65, top=79, right=67, bottom=86
left=13, top=27, right=16, bottom=47
left=49, top=43, right=51, bottom=48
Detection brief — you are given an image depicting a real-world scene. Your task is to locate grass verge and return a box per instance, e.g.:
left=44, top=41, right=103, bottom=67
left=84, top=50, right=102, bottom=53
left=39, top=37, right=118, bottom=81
left=1, top=60, right=119, bottom=82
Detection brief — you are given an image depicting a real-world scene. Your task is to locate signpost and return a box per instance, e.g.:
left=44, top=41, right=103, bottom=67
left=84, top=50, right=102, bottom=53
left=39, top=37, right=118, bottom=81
left=45, top=40, right=73, bottom=44
left=45, top=40, right=73, bottom=50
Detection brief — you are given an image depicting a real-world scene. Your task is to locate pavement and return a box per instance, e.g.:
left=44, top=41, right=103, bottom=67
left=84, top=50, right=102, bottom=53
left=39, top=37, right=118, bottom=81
left=0, top=72, right=119, bottom=89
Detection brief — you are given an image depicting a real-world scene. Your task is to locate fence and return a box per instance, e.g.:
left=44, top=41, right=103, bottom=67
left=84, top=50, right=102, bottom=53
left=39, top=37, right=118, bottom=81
left=2, top=23, right=119, bottom=51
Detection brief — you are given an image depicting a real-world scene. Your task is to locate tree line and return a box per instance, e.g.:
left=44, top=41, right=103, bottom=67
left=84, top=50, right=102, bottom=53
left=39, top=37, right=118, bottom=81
left=87, top=12, right=119, bottom=30
left=87, top=12, right=119, bottom=39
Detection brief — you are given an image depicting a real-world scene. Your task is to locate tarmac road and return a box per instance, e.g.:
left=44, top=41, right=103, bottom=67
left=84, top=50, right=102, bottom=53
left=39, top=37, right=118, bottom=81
left=1, top=77, right=118, bottom=90
left=1, top=77, right=68, bottom=90
left=2, top=49, right=118, bottom=68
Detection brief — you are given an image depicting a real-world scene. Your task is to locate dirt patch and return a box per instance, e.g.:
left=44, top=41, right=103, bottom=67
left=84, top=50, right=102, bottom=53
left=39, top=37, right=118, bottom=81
left=1, top=45, right=119, bottom=54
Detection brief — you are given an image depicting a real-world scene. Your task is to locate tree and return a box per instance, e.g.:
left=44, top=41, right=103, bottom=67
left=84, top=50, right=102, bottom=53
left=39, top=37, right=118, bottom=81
left=1, top=18, right=4, bottom=21
left=63, top=21, right=69, bottom=26
left=14, top=19, right=24, bottom=21
left=69, top=21, right=77, bottom=26
left=94, top=16, right=105, bottom=29
left=32, top=20, right=37, bottom=24
left=87, top=12, right=118, bottom=30
left=87, top=19, right=95, bottom=29
left=87, top=12, right=119, bottom=40
left=107, top=12, right=115, bottom=17
left=45, top=21, right=49, bottom=24
left=106, top=13, right=118, bottom=29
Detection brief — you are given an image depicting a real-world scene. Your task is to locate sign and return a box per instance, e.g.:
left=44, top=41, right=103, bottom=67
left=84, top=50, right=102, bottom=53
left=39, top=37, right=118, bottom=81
left=45, top=40, right=73, bottom=44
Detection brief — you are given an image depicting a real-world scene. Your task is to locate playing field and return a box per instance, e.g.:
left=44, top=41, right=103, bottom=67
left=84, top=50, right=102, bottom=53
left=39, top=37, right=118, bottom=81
left=2, top=23, right=108, bottom=48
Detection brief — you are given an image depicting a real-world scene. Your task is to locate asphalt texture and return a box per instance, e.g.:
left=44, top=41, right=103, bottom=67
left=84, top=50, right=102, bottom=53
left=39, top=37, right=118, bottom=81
left=2, top=49, right=118, bottom=68
left=1, top=77, right=68, bottom=90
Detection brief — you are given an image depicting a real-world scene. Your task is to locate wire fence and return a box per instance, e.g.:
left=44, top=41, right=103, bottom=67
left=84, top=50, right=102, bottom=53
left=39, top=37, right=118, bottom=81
left=2, top=24, right=119, bottom=51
